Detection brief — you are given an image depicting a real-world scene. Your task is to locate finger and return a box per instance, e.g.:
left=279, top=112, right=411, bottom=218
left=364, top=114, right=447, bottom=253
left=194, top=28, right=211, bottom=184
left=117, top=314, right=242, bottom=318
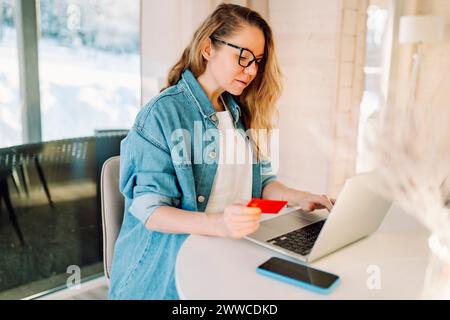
left=301, top=203, right=315, bottom=212
left=305, top=199, right=328, bottom=211
left=234, top=198, right=250, bottom=206
left=235, top=206, right=262, bottom=215
left=233, top=222, right=259, bottom=234
left=237, top=224, right=260, bottom=236
left=229, top=203, right=255, bottom=211
left=325, top=195, right=334, bottom=207
left=319, top=195, right=333, bottom=211
left=235, top=221, right=260, bottom=230
left=229, top=214, right=261, bottom=223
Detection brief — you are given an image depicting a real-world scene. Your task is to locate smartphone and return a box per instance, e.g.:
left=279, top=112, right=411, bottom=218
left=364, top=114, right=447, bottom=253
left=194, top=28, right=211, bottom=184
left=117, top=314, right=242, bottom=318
left=256, top=257, right=340, bottom=294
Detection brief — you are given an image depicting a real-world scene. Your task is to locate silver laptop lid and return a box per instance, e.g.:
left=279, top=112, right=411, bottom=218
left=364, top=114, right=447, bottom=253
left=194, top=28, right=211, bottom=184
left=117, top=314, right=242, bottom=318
left=307, top=172, right=391, bottom=262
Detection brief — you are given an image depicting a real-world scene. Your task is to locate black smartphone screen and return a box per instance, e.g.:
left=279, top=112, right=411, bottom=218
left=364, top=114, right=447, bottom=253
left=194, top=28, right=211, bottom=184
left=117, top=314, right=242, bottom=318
left=258, top=257, right=339, bottom=289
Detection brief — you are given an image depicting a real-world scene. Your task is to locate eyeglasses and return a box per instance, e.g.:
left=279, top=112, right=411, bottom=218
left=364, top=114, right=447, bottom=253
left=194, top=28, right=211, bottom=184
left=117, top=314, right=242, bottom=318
left=210, top=36, right=264, bottom=70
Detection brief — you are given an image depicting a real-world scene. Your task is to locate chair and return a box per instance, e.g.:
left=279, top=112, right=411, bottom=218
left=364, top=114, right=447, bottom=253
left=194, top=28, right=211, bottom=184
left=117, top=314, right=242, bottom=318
left=0, top=150, right=26, bottom=246
left=100, top=156, right=124, bottom=281
left=0, top=167, right=25, bottom=246
left=95, top=130, right=128, bottom=260
left=12, top=143, right=54, bottom=208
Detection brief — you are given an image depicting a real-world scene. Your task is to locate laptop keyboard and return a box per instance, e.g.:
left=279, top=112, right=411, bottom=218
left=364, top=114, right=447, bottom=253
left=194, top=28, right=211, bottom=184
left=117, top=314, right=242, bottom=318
left=266, top=220, right=326, bottom=256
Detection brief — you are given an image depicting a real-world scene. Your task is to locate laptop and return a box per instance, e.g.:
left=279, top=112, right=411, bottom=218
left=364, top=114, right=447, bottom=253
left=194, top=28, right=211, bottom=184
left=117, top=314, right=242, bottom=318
left=245, top=172, right=392, bottom=263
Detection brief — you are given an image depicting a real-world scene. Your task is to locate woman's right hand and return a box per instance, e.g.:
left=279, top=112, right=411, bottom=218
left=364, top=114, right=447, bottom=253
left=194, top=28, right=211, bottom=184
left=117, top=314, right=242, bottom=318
left=213, top=203, right=262, bottom=239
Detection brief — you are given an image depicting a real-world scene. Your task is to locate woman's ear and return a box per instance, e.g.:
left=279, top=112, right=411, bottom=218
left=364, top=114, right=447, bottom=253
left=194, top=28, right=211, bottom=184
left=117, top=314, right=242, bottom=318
left=201, top=38, right=214, bottom=61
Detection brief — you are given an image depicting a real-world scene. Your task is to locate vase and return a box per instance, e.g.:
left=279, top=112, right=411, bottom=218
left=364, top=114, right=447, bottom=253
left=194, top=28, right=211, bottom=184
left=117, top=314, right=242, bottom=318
left=421, top=233, right=450, bottom=299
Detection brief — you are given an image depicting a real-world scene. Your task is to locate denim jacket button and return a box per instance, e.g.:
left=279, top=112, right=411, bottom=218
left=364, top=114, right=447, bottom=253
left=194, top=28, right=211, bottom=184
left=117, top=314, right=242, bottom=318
left=209, top=151, right=216, bottom=159
left=197, top=195, right=205, bottom=203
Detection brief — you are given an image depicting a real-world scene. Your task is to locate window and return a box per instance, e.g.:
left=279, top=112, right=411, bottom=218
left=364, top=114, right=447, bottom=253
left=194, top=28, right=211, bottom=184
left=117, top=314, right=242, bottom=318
left=37, top=0, right=141, bottom=141
left=0, top=0, right=141, bottom=299
left=0, top=0, right=22, bottom=148
left=357, top=3, right=390, bottom=173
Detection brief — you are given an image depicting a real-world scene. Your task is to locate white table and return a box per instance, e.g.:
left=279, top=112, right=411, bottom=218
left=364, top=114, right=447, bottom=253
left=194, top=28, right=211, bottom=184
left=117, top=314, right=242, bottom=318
left=175, top=204, right=431, bottom=299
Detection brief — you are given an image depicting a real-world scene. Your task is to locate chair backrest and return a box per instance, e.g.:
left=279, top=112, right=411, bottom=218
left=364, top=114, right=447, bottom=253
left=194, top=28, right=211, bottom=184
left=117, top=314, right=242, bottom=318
left=100, top=156, right=124, bottom=280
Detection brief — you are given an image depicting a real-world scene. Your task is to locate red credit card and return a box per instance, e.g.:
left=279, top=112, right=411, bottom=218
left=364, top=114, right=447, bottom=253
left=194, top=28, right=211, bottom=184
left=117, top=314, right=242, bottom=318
left=246, top=198, right=288, bottom=214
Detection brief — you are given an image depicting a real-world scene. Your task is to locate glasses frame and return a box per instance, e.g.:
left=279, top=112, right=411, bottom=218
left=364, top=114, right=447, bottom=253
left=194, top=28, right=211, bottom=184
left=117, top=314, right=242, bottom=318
left=210, top=36, right=264, bottom=69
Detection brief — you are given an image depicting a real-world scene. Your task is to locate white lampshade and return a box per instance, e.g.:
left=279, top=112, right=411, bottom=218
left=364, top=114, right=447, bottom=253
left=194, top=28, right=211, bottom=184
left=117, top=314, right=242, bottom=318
left=399, top=15, right=445, bottom=44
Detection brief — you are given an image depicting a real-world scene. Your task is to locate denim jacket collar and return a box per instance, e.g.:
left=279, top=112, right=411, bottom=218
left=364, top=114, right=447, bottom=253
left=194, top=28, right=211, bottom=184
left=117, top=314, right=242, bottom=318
left=180, top=69, right=241, bottom=127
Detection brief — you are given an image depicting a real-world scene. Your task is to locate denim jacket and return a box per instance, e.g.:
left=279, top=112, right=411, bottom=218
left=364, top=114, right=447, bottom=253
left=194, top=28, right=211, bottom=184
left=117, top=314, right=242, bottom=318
left=108, top=69, right=277, bottom=300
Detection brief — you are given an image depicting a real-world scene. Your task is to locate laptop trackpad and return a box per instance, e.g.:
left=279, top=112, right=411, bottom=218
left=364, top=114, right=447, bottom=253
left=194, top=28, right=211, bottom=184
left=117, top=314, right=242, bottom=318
left=249, top=210, right=327, bottom=242
left=263, top=213, right=311, bottom=234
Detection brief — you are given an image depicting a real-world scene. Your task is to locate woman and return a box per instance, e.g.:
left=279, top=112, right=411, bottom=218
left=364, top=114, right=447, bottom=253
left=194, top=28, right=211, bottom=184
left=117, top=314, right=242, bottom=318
left=109, top=3, right=334, bottom=300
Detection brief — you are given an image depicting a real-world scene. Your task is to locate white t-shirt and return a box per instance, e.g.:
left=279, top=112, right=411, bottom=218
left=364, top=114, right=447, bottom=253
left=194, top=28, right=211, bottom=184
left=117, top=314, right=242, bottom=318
left=204, top=99, right=253, bottom=214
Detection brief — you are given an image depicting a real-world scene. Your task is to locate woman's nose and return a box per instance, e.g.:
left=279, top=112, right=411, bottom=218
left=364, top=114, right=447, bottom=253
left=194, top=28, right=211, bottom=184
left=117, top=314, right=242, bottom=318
left=245, top=61, right=258, bottom=76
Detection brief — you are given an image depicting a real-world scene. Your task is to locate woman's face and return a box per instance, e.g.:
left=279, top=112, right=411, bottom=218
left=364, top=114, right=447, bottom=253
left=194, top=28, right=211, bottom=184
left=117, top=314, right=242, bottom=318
left=207, top=24, right=265, bottom=96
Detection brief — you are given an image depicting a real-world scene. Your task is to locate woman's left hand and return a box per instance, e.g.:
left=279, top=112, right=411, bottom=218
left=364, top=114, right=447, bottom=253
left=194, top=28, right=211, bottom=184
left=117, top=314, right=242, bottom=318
left=295, top=192, right=335, bottom=212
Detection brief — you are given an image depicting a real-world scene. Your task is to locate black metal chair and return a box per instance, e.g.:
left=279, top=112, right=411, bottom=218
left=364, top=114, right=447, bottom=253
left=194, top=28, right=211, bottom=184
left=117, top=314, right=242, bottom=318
left=11, top=143, right=54, bottom=208
left=0, top=142, right=57, bottom=246
left=0, top=132, right=127, bottom=249
left=0, top=153, right=25, bottom=246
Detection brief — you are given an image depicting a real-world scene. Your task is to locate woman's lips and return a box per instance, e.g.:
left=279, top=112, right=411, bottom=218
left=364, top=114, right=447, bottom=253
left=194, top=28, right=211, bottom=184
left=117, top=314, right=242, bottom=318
left=235, top=80, right=248, bottom=87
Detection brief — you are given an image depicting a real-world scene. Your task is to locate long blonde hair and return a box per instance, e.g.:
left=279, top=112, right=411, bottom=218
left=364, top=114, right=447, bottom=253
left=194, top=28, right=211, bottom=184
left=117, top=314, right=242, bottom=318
left=162, top=3, right=283, bottom=158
